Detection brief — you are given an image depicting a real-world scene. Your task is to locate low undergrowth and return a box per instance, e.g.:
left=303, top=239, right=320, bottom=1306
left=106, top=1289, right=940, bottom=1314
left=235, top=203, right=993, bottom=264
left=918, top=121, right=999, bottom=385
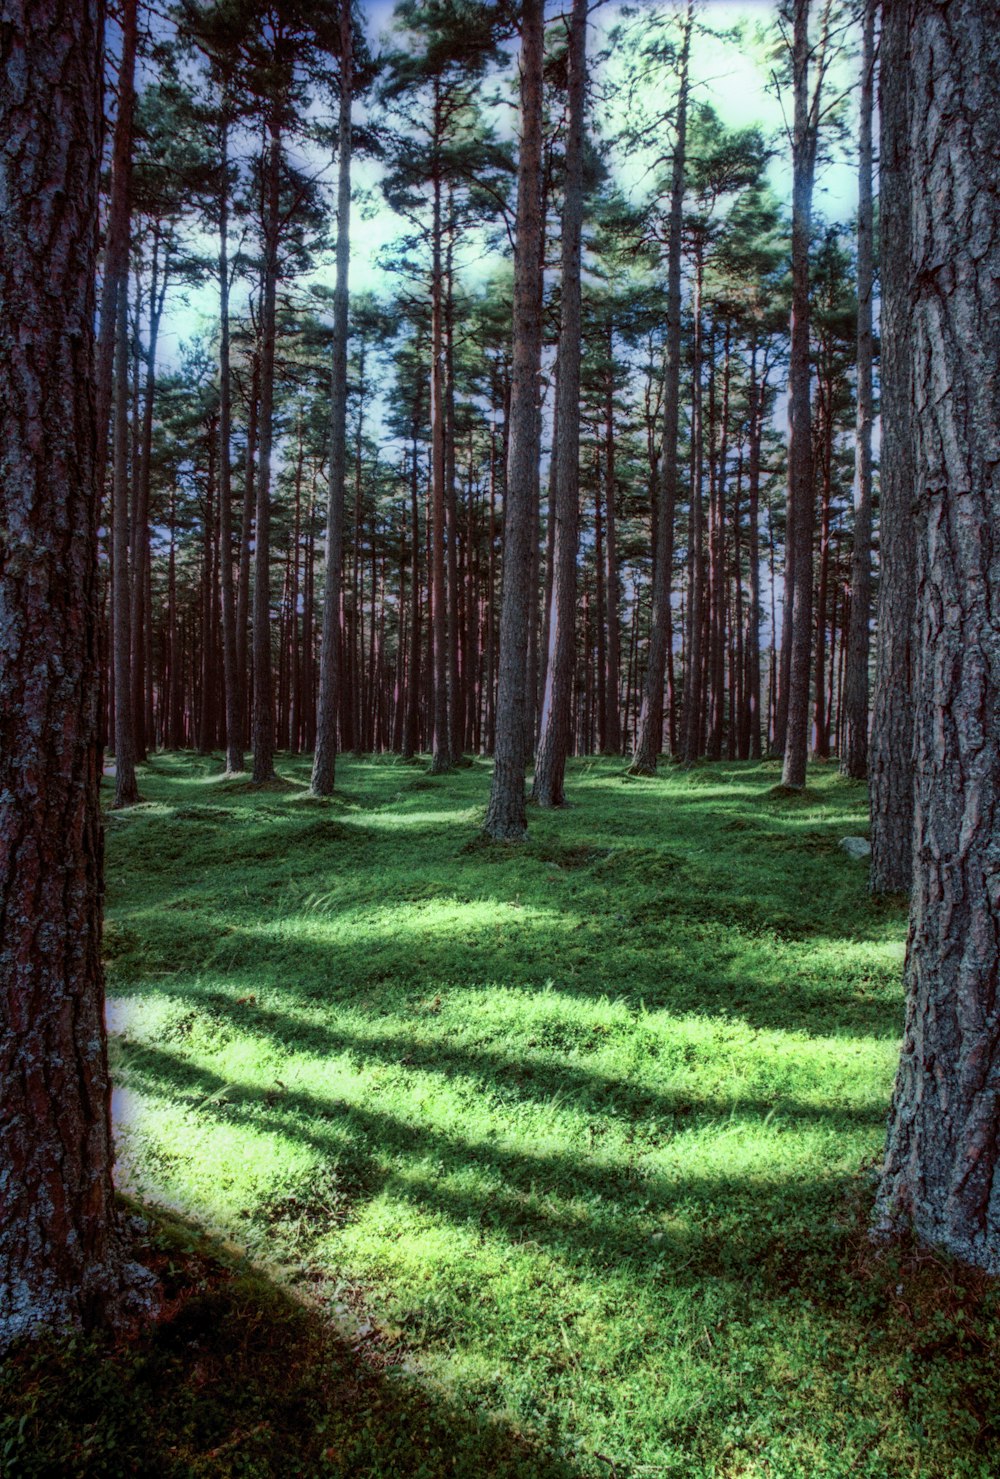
left=5, top=753, right=999, bottom=1477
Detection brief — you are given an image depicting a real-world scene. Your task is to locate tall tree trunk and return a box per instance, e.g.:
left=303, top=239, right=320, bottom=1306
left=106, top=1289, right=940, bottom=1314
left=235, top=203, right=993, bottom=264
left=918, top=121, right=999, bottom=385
left=94, top=0, right=138, bottom=503
left=840, top=0, right=875, bottom=781
left=428, top=91, right=451, bottom=775
left=869, top=0, right=915, bottom=892
left=532, top=0, right=588, bottom=809
left=252, top=117, right=281, bottom=784
left=874, top=0, right=1000, bottom=1273
left=313, top=16, right=352, bottom=791
left=780, top=0, right=818, bottom=789
left=403, top=404, right=423, bottom=759
left=603, top=337, right=623, bottom=754
left=483, top=0, right=544, bottom=839
left=812, top=367, right=834, bottom=758
left=112, top=293, right=139, bottom=805
left=0, top=0, right=153, bottom=1345
left=630, top=0, right=692, bottom=773
left=217, top=109, right=243, bottom=774
left=682, top=248, right=705, bottom=765
left=744, top=347, right=764, bottom=760
left=236, top=351, right=259, bottom=750
left=130, top=229, right=165, bottom=763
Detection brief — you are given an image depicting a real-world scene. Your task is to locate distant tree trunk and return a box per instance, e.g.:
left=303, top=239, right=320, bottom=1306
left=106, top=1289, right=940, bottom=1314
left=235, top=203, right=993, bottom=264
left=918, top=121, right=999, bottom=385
left=873, top=0, right=1000, bottom=1273
left=130, top=229, right=165, bottom=763
left=630, top=0, right=691, bottom=774
left=236, top=350, right=259, bottom=749
left=428, top=92, right=451, bottom=775
left=483, top=0, right=544, bottom=840
left=603, top=338, right=623, bottom=754
left=532, top=0, right=588, bottom=809
left=0, top=0, right=153, bottom=1346
left=94, top=0, right=138, bottom=502
left=812, top=366, right=834, bottom=758
left=682, top=247, right=705, bottom=765
left=744, top=344, right=764, bottom=759
left=112, top=293, right=140, bottom=806
left=252, top=117, right=281, bottom=784
left=869, top=0, right=915, bottom=892
left=217, top=110, right=243, bottom=774
left=313, top=4, right=352, bottom=796
left=403, top=400, right=423, bottom=758
left=840, top=0, right=875, bottom=781
left=780, top=0, right=818, bottom=790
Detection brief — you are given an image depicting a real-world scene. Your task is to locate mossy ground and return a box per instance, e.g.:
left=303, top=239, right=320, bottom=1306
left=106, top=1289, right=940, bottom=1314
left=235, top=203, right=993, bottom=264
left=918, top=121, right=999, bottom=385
left=4, top=754, right=999, bottom=1477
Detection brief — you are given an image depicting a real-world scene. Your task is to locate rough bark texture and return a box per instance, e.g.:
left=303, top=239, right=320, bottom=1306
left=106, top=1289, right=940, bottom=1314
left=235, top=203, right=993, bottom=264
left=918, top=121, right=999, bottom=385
left=780, top=0, right=817, bottom=789
left=532, top=0, right=588, bottom=809
left=630, top=0, right=691, bottom=776
left=874, top=0, right=1000, bottom=1272
left=482, top=0, right=544, bottom=840
left=869, top=0, right=915, bottom=891
left=312, top=3, right=353, bottom=797
left=0, top=0, right=153, bottom=1347
left=840, top=0, right=875, bottom=782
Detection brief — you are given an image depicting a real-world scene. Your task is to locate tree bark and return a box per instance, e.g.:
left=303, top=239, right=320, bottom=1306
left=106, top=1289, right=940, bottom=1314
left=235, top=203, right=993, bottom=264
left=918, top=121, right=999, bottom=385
left=630, top=0, right=692, bottom=774
left=217, top=109, right=243, bottom=774
left=0, top=0, right=153, bottom=1346
left=252, top=117, right=281, bottom=784
left=483, top=0, right=544, bottom=840
left=874, top=0, right=1000, bottom=1273
left=532, top=0, right=588, bottom=809
left=780, top=0, right=818, bottom=789
left=840, top=0, right=875, bottom=781
left=312, top=2, right=352, bottom=796
left=869, top=0, right=915, bottom=891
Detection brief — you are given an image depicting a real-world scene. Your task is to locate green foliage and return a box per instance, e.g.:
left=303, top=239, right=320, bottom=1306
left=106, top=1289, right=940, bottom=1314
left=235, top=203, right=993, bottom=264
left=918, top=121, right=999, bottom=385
left=6, top=756, right=999, bottom=1476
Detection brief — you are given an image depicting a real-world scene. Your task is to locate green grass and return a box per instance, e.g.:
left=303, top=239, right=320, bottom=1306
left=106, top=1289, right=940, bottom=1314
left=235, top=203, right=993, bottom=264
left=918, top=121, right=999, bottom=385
left=6, top=753, right=1000, bottom=1477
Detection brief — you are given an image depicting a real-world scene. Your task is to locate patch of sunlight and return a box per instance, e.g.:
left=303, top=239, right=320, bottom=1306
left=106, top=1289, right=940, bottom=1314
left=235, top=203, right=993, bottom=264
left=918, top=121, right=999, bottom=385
left=112, top=1089, right=322, bottom=1227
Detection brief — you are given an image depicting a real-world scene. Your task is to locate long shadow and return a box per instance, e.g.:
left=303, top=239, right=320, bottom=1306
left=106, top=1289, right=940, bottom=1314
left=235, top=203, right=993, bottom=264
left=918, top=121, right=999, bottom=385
left=114, top=901, right=905, bottom=1041
left=120, top=1039, right=875, bottom=1303
left=145, top=985, right=890, bottom=1132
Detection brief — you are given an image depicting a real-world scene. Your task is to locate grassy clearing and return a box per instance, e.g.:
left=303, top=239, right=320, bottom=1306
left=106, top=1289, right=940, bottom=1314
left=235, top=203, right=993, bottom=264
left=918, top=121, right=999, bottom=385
left=6, top=754, right=999, bottom=1477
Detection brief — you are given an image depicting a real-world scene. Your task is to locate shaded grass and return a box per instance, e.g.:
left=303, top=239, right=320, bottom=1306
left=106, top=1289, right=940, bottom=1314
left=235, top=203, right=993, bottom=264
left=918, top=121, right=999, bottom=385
left=8, top=753, right=1000, bottom=1476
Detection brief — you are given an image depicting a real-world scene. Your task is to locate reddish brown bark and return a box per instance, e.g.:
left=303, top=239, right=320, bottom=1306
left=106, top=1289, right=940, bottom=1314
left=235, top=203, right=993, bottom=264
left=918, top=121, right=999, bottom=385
left=0, top=0, right=153, bottom=1345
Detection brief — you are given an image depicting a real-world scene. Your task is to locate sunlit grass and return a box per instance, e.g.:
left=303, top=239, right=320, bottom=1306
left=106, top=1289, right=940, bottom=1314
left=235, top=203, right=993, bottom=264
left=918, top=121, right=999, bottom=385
left=84, top=753, right=1000, bottom=1477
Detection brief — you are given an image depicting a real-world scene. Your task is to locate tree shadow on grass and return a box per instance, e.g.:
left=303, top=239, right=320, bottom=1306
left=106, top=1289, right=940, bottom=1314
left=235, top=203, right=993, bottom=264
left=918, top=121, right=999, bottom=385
left=118, top=1039, right=877, bottom=1305
left=110, top=896, right=905, bottom=1041
left=0, top=1203, right=582, bottom=1479
left=143, top=984, right=891, bottom=1134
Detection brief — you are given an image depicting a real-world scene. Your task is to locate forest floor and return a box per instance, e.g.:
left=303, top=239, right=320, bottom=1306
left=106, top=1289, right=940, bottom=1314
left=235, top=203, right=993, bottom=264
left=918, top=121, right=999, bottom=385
left=5, top=754, right=1000, bottom=1478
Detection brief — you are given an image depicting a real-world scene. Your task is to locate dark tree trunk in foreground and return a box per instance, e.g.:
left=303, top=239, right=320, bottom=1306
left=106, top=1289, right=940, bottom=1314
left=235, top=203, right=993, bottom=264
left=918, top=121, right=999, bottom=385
left=532, top=0, right=588, bottom=809
left=780, top=0, right=818, bottom=790
left=483, top=0, right=544, bottom=840
left=312, top=1, right=353, bottom=796
left=840, top=0, right=875, bottom=781
left=0, top=0, right=152, bottom=1346
left=874, top=0, right=1000, bottom=1272
left=869, top=0, right=915, bottom=891
left=630, top=0, right=692, bottom=775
